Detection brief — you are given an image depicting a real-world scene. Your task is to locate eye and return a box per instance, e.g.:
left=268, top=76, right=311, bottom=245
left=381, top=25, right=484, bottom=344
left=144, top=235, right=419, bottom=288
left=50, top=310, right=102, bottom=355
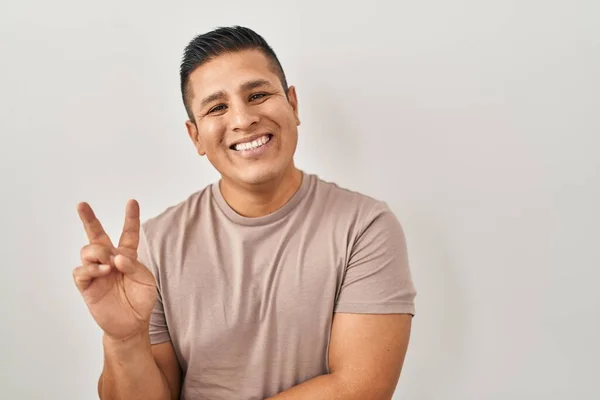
left=208, top=104, right=227, bottom=114
left=249, top=92, right=269, bottom=101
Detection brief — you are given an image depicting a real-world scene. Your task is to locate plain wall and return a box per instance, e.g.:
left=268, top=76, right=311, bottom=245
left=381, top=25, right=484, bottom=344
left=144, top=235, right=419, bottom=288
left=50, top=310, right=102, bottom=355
left=1, top=0, right=598, bottom=398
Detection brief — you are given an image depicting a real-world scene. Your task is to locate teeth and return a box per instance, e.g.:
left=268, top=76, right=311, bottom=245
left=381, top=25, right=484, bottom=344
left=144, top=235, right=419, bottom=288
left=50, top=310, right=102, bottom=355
left=234, top=135, right=270, bottom=151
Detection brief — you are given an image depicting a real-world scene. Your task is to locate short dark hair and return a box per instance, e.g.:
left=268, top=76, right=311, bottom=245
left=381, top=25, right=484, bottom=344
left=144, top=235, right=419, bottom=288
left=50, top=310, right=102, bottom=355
left=180, top=25, right=289, bottom=121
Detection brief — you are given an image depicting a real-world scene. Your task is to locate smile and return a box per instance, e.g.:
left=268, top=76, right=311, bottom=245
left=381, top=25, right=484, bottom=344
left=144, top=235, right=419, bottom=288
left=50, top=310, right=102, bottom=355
left=230, top=134, right=272, bottom=151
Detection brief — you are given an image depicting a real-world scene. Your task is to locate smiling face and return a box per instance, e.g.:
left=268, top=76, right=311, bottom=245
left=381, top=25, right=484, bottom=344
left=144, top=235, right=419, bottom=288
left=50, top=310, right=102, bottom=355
left=185, top=49, right=300, bottom=188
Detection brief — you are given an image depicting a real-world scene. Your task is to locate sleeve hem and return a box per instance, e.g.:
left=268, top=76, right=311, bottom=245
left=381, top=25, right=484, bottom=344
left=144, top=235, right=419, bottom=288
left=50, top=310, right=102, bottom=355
left=334, top=302, right=415, bottom=315
left=149, top=332, right=171, bottom=345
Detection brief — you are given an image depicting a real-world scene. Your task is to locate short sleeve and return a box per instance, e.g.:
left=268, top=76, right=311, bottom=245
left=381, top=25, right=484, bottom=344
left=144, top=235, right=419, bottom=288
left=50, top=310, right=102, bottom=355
left=334, top=202, right=417, bottom=315
left=138, top=222, right=172, bottom=344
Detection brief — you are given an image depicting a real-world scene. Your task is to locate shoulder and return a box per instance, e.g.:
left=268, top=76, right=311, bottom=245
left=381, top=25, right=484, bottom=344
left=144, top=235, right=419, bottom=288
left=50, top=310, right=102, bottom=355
left=140, top=184, right=213, bottom=244
left=310, top=174, right=397, bottom=231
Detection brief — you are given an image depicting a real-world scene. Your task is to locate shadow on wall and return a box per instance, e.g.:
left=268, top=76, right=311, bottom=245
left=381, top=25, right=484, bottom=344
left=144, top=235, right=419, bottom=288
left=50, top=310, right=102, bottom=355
left=390, top=208, right=473, bottom=399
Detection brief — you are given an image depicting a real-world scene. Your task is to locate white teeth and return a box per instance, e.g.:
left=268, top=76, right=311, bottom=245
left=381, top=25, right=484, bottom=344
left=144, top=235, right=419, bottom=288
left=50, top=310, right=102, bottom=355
left=234, top=135, right=270, bottom=151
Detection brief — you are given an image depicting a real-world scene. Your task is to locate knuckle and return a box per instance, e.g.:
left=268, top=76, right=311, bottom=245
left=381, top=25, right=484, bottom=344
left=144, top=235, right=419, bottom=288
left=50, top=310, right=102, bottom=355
left=79, top=245, right=87, bottom=259
left=80, top=243, right=96, bottom=259
left=74, top=264, right=88, bottom=276
left=80, top=243, right=112, bottom=262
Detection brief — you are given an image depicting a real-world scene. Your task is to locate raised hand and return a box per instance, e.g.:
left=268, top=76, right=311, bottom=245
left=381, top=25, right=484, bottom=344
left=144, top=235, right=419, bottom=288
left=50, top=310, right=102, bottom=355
left=73, top=199, right=157, bottom=341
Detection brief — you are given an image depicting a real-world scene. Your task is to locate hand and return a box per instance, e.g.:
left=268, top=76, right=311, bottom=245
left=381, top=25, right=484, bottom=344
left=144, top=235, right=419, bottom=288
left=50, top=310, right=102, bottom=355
left=73, top=199, right=157, bottom=341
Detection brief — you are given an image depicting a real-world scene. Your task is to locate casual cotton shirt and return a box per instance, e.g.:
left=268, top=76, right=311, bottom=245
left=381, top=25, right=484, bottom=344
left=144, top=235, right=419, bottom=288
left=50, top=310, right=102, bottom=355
left=138, top=171, right=417, bottom=400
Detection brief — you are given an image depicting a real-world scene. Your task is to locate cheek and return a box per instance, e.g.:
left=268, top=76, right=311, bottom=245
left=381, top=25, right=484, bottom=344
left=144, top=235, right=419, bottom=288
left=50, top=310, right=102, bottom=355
left=201, top=120, right=226, bottom=148
left=260, top=99, right=296, bottom=126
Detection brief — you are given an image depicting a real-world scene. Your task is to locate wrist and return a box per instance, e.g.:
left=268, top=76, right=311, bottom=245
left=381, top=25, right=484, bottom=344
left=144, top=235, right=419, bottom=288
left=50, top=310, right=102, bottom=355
left=102, top=330, right=150, bottom=355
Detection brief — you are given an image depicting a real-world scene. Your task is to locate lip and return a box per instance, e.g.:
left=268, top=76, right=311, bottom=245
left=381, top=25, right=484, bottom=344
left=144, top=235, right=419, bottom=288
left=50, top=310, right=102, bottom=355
left=228, top=133, right=273, bottom=149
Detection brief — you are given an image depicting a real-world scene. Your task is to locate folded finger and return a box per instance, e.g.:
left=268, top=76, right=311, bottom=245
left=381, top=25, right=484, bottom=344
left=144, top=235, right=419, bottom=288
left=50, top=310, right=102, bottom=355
left=72, top=264, right=111, bottom=292
left=80, top=243, right=115, bottom=266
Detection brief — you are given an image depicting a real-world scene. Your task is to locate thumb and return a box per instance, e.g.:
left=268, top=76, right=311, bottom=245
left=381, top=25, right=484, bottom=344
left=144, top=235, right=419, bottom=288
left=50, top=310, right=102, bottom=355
left=113, top=254, right=154, bottom=284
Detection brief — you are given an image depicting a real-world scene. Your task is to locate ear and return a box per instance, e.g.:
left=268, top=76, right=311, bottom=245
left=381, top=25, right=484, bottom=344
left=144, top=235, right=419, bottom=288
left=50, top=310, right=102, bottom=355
left=287, top=86, right=300, bottom=126
left=185, top=119, right=206, bottom=156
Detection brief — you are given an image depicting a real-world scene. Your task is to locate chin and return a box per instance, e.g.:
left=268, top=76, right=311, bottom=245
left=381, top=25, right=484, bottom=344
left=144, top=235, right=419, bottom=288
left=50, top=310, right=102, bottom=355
left=237, top=166, right=281, bottom=186
left=234, top=157, right=296, bottom=186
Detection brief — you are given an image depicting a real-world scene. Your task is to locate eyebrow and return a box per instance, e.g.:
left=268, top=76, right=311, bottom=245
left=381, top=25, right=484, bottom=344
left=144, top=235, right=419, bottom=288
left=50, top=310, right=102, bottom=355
left=199, top=79, right=276, bottom=109
left=241, top=79, right=274, bottom=92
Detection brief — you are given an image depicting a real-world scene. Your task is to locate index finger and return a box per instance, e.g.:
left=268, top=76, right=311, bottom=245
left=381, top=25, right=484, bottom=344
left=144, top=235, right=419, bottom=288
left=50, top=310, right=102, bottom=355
left=118, top=199, right=140, bottom=256
left=77, top=202, right=114, bottom=248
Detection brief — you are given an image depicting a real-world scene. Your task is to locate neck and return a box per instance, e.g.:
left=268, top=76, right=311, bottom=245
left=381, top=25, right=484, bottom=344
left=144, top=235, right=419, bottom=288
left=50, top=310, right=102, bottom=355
left=219, top=165, right=303, bottom=218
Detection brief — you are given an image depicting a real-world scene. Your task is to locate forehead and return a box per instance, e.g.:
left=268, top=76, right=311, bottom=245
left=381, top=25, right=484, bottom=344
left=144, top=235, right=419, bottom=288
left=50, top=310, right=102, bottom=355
left=188, top=49, right=282, bottom=98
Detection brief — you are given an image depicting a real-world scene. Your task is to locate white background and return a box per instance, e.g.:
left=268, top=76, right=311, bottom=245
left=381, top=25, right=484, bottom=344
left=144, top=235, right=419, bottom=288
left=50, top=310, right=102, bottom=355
left=1, top=0, right=598, bottom=399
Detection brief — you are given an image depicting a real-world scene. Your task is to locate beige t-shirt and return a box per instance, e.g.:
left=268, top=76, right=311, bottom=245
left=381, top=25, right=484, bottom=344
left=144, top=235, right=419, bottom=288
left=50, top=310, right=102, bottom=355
left=138, top=171, right=417, bottom=400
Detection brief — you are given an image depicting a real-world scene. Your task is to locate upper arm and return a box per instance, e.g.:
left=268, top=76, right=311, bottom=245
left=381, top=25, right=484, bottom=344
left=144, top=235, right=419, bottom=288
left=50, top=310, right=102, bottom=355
left=151, top=341, right=182, bottom=400
left=335, top=202, right=416, bottom=315
left=328, top=312, right=413, bottom=400
left=328, top=202, right=416, bottom=398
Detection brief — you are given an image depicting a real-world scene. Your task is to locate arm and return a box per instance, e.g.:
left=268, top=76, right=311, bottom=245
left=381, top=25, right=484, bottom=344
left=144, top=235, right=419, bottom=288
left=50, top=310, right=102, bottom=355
left=268, top=202, right=416, bottom=399
left=266, top=312, right=412, bottom=400
left=98, top=334, right=182, bottom=400
left=75, top=201, right=181, bottom=400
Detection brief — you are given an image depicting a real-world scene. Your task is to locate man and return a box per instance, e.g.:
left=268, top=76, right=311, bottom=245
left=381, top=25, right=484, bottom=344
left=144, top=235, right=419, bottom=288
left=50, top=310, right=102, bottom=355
left=73, top=25, right=417, bottom=400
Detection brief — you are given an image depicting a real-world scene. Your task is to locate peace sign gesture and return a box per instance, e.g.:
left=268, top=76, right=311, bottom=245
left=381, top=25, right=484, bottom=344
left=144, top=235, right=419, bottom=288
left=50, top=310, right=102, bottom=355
left=73, top=200, right=157, bottom=341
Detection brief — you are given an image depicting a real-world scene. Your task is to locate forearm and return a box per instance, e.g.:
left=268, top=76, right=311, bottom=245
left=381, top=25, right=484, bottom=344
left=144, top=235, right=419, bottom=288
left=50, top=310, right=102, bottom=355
left=99, top=332, right=171, bottom=400
left=265, top=373, right=390, bottom=400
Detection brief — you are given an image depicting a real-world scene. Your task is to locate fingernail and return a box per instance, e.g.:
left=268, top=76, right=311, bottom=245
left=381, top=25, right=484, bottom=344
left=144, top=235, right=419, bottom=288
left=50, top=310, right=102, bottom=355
left=100, top=264, right=111, bottom=271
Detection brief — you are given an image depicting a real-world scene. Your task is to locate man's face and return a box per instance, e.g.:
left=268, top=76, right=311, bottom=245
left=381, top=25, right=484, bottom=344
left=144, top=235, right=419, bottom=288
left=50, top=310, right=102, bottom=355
left=185, top=49, right=300, bottom=187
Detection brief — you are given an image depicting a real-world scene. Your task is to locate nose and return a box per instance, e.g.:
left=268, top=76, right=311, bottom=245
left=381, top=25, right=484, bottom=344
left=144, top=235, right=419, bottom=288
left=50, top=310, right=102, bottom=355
left=229, top=102, right=260, bottom=132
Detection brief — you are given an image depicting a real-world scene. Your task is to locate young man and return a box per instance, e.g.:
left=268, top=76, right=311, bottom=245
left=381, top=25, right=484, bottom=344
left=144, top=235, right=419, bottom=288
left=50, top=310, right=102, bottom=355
left=74, top=26, right=417, bottom=400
